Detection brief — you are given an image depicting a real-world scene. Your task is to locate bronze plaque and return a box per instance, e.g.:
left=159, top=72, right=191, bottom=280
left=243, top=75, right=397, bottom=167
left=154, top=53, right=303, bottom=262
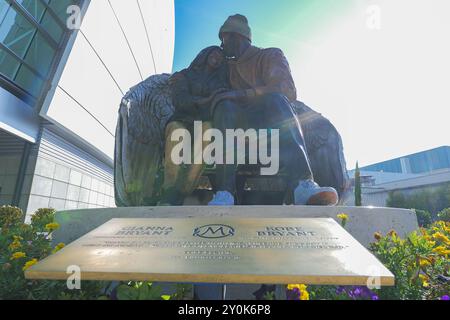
left=25, top=218, right=394, bottom=285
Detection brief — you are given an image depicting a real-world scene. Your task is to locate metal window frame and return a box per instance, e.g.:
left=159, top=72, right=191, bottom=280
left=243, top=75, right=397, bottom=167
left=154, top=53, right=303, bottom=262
left=0, top=72, right=36, bottom=104
left=37, top=0, right=69, bottom=30
left=0, top=0, right=84, bottom=106
left=0, top=40, right=46, bottom=76
left=6, top=0, right=59, bottom=50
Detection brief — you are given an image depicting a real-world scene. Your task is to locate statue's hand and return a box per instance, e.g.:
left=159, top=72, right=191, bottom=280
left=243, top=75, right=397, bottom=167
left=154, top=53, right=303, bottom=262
left=194, top=89, right=229, bottom=106
left=211, top=90, right=247, bottom=107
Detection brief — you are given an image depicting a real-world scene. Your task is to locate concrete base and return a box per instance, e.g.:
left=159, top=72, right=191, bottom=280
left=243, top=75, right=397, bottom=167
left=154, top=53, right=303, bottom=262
left=52, top=205, right=418, bottom=300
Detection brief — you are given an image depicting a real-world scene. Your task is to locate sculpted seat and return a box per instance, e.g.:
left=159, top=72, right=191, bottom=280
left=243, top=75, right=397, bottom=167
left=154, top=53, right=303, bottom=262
left=114, top=74, right=350, bottom=206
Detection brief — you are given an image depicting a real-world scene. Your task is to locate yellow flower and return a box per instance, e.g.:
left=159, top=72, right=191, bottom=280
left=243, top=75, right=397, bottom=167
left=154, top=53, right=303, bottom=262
left=419, top=274, right=428, bottom=281
left=374, top=232, right=383, bottom=241
left=10, top=252, right=26, bottom=260
left=433, top=246, right=450, bottom=256
left=300, top=290, right=310, bottom=300
left=337, top=214, right=349, bottom=221
left=45, top=222, right=60, bottom=232
left=419, top=273, right=430, bottom=288
left=427, top=240, right=437, bottom=247
left=419, top=258, right=431, bottom=268
left=52, top=243, right=65, bottom=254
left=388, top=230, right=398, bottom=238
left=287, top=284, right=307, bottom=291
left=288, top=284, right=309, bottom=300
left=432, top=232, right=450, bottom=245
left=23, top=259, right=38, bottom=271
left=443, top=222, right=450, bottom=232
left=8, top=240, right=22, bottom=251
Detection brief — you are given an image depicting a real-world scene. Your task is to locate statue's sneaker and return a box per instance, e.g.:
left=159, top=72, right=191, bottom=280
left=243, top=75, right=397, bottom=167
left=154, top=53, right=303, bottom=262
left=208, top=191, right=235, bottom=206
left=294, top=180, right=339, bottom=206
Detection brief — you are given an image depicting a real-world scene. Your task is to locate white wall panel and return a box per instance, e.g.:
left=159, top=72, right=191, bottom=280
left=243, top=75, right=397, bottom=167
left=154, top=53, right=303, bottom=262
left=43, top=0, right=175, bottom=159
left=138, top=0, right=175, bottom=73
left=46, top=87, right=115, bottom=158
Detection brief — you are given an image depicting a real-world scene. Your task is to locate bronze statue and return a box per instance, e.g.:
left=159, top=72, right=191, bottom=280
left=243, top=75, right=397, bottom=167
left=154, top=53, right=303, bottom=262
left=208, top=14, right=340, bottom=206
left=114, top=15, right=349, bottom=207
left=160, top=46, right=229, bottom=205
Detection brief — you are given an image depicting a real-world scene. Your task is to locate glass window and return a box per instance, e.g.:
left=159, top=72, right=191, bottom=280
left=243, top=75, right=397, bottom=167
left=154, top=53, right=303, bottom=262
left=0, top=5, right=36, bottom=59
left=40, top=10, right=63, bottom=42
left=14, top=63, right=43, bottom=97
left=0, top=0, right=82, bottom=103
left=0, top=0, right=9, bottom=23
left=16, top=0, right=46, bottom=22
left=47, top=0, right=80, bottom=23
left=17, top=0, right=64, bottom=42
left=0, top=47, right=19, bottom=78
left=23, top=32, right=55, bottom=76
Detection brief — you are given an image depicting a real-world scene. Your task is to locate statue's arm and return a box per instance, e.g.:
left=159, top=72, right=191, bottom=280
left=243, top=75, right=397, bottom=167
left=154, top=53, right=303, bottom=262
left=169, top=72, right=198, bottom=113
left=170, top=72, right=218, bottom=111
left=253, top=48, right=298, bottom=102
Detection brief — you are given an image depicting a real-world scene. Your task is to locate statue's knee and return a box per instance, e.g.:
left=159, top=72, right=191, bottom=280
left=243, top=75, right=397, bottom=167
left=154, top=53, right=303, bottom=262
left=165, top=121, right=186, bottom=138
left=264, top=93, right=289, bottom=106
left=213, top=100, right=238, bottom=122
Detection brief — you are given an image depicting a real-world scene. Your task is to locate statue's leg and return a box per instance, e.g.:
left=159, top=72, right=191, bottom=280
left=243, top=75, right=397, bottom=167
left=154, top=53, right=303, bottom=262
left=161, top=121, right=187, bottom=205
left=180, top=121, right=212, bottom=195
left=246, top=93, right=314, bottom=184
left=212, top=100, right=240, bottom=195
left=247, top=93, right=338, bottom=205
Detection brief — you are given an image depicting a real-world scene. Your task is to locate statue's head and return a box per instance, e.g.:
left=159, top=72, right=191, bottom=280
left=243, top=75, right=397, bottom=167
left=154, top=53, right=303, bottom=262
left=219, top=14, right=252, bottom=58
left=188, top=46, right=224, bottom=73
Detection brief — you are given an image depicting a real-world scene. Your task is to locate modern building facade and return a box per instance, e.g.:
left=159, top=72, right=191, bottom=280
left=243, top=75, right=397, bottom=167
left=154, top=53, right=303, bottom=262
left=360, top=146, right=450, bottom=175
left=345, top=146, right=450, bottom=207
left=0, top=0, right=175, bottom=222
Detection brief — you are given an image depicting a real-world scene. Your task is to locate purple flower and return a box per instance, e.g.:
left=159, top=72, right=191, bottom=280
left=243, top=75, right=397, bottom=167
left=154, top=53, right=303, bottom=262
left=286, top=287, right=301, bottom=300
left=372, top=295, right=379, bottom=301
left=341, top=286, right=379, bottom=300
left=441, top=295, right=449, bottom=301
left=353, top=288, right=362, bottom=296
left=336, top=286, right=346, bottom=295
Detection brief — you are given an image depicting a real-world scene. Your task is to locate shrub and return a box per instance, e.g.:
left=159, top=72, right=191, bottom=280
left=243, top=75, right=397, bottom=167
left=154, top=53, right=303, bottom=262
left=0, top=206, right=191, bottom=300
left=30, top=208, right=56, bottom=230
left=415, top=209, right=433, bottom=228
left=0, top=206, right=24, bottom=230
left=289, top=216, right=449, bottom=301
left=387, top=183, right=450, bottom=218
left=370, top=221, right=450, bottom=300
left=0, top=206, right=106, bottom=299
left=437, top=208, right=450, bottom=222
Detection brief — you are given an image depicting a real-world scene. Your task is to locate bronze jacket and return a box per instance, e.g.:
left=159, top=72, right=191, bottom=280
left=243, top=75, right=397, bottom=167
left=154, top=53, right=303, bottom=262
left=228, top=45, right=297, bottom=102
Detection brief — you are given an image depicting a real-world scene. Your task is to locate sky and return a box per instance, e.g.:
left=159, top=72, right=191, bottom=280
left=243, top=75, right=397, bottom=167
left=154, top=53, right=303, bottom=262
left=173, top=0, right=450, bottom=169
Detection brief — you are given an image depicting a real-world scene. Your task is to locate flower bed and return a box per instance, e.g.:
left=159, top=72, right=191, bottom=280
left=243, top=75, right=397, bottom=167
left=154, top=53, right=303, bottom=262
left=285, top=214, right=449, bottom=301
left=1, top=206, right=448, bottom=300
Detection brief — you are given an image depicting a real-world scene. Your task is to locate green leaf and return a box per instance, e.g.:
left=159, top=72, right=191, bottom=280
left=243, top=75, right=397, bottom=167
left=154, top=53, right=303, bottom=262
left=116, top=284, right=138, bottom=300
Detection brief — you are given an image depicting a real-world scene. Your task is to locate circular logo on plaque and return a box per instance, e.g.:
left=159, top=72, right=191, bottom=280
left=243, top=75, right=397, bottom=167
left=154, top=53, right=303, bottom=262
left=193, top=224, right=235, bottom=239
